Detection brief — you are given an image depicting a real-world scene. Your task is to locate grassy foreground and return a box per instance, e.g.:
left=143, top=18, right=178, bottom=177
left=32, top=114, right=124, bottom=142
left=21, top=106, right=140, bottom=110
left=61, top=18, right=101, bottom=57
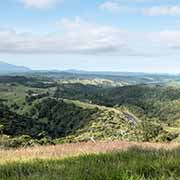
left=1, top=145, right=180, bottom=180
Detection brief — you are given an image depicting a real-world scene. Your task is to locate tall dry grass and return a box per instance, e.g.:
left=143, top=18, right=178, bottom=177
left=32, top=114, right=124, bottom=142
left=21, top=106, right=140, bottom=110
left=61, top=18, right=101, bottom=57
left=0, top=140, right=179, bottom=163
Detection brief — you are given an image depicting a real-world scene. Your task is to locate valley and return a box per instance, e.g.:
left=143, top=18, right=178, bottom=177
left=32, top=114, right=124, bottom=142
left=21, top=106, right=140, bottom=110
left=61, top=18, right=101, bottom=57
left=1, top=71, right=180, bottom=179
left=1, top=72, right=180, bottom=148
left=1, top=0, right=180, bottom=178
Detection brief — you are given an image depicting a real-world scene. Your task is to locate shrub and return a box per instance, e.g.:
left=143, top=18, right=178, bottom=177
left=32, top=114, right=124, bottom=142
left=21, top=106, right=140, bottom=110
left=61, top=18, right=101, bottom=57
left=157, top=131, right=179, bottom=142
left=137, top=121, right=164, bottom=142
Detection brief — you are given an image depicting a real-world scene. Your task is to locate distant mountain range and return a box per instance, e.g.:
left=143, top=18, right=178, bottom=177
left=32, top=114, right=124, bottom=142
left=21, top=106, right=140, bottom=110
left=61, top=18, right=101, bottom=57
left=0, top=61, right=31, bottom=74
left=62, top=69, right=152, bottom=76
left=0, top=61, right=178, bottom=76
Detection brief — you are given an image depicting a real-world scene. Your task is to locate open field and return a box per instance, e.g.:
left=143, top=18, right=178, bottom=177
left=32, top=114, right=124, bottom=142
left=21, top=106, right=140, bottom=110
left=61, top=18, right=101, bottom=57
left=1, top=141, right=180, bottom=179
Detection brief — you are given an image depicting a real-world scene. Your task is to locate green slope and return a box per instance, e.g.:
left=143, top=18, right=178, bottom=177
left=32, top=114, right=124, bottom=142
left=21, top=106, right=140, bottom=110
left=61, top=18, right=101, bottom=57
left=1, top=78, right=180, bottom=147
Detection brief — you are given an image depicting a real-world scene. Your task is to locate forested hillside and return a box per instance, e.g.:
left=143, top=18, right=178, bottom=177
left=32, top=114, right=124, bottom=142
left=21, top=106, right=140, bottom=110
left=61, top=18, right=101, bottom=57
left=55, top=84, right=180, bottom=123
left=1, top=74, right=180, bottom=148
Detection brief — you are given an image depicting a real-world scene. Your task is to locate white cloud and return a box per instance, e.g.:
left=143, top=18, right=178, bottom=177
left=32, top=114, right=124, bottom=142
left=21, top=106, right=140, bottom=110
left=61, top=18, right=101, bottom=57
left=99, top=1, right=126, bottom=12
left=118, top=0, right=172, bottom=3
left=0, top=18, right=180, bottom=56
left=100, top=1, right=180, bottom=16
left=21, top=0, right=63, bottom=9
left=144, top=5, right=180, bottom=16
left=0, top=18, right=131, bottom=55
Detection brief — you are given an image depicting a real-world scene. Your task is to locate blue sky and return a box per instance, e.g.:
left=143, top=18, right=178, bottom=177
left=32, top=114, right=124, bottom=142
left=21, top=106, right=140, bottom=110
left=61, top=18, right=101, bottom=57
left=0, top=0, right=180, bottom=73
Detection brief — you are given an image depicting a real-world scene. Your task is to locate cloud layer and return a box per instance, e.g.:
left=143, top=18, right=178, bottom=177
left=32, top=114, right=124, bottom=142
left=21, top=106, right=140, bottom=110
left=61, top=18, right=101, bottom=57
left=0, top=18, right=180, bottom=56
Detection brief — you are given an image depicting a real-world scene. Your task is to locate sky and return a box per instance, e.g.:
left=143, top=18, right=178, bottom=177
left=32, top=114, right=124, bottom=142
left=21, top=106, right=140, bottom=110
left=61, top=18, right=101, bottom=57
left=0, top=0, right=180, bottom=73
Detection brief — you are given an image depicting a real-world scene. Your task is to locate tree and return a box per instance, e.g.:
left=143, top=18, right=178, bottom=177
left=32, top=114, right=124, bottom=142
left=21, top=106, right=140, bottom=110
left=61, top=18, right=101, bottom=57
left=0, top=124, right=4, bottom=135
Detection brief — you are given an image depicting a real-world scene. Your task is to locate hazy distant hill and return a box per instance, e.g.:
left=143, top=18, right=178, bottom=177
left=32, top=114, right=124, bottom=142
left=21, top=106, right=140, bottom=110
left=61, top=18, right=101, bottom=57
left=63, top=69, right=149, bottom=76
left=0, top=61, right=31, bottom=74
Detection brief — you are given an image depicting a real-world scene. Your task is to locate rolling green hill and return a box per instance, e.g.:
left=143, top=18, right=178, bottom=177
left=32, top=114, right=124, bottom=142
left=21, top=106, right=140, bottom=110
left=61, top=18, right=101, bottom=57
left=1, top=75, right=180, bottom=148
left=54, top=83, right=180, bottom=123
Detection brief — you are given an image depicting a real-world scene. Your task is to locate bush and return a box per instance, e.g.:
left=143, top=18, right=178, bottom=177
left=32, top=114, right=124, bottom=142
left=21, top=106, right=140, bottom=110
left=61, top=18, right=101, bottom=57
left=157, top=131, right=179, bottom=142
left=0, top=134, right=56, bottom=149
left=136, top=121, right=164, bottom=142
